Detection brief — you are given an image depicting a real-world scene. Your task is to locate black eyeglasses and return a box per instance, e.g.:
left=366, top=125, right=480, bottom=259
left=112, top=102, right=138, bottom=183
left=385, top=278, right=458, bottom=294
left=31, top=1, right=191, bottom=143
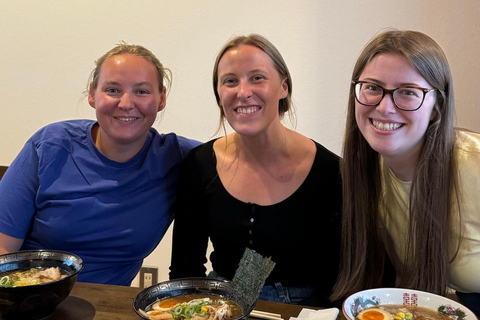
left=352, top=80, right=437, bottom=111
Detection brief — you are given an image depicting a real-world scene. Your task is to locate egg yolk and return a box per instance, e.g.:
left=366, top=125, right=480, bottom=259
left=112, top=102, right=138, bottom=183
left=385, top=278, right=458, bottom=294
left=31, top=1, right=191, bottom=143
left=362, top=310, right=385, bottom=320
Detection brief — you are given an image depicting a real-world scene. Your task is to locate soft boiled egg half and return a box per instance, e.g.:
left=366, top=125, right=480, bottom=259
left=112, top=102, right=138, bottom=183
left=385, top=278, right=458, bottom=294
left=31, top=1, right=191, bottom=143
left=357, top=308, right=394, bottom=320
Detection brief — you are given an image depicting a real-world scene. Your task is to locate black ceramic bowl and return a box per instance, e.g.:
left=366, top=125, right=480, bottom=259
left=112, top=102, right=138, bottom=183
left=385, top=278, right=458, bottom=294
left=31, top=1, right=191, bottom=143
left=0, top=250, right=83, bottom=320
left=133, top=277, right=255, bottom=320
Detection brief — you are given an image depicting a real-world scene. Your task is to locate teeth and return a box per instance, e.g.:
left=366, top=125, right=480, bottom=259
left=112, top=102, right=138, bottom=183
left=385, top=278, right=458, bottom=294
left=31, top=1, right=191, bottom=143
left=372, top=120, right=401, bottom=131
left=118, top=117, right=136, bottom=122
left=237, top=107, right=259, bottom=114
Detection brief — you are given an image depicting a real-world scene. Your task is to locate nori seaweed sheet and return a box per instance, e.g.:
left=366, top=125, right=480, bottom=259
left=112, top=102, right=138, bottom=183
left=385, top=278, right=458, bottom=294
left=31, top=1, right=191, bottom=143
left=231, top=248, right=276, bottom=309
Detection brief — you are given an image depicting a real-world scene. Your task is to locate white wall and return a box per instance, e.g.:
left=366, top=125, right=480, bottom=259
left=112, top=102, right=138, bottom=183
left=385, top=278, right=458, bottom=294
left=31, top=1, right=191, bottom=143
left=1, top=1, right=479, bottom=286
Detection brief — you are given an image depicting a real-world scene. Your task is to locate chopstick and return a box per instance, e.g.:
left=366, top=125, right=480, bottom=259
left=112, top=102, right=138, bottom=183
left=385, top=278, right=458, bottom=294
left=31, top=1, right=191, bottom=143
left=250, top=310, right=284, bottom=320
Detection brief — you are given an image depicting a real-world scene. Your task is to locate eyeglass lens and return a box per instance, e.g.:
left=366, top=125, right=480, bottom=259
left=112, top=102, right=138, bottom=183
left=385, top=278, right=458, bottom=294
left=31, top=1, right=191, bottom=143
left=355, top=82, right=424, bottom=110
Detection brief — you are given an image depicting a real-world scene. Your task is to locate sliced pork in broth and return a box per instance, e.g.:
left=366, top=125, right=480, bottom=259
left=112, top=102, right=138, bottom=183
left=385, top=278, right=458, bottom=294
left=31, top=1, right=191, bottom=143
left=139, top=294, right=243, bottom=320
left=0, top=267, right=67, bottom=287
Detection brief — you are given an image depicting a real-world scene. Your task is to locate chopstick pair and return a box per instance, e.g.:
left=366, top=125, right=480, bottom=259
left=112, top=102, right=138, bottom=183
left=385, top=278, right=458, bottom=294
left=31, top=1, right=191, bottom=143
left=250, top=310, right=284, bottom=320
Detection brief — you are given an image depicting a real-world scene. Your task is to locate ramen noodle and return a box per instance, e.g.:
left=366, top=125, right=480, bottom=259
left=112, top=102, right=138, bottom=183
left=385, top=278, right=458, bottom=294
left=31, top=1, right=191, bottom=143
left=139, top=294, right=243, bottom=320
left=357, top=305, right=455, bottom=320
left=0, top=266, right=66, bottom=287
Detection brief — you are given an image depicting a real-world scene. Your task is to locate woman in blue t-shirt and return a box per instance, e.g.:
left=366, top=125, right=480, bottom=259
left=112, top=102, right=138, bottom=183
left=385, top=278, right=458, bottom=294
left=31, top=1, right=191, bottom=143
left=0, top=43, right=200, bottom=285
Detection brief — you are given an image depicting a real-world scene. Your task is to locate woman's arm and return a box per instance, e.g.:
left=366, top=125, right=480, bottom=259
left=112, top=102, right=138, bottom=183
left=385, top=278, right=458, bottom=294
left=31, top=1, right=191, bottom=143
left=0, top=232, right=23, bottom=254
left=169, top=147, right=210, bottom=279
left=0, top=140, right=39, bottom=241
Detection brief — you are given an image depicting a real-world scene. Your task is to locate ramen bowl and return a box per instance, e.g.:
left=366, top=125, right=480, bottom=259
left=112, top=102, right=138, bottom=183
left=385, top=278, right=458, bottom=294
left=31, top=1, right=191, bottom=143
left=133, top=277, right=256, bottom=320
left=0, top=250, right=83, bottom=320
left=343, top=288, right=477, bottom=320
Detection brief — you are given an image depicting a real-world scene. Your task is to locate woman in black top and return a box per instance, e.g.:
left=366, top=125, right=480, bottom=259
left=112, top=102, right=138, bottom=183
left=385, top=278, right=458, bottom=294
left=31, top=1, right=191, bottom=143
left=169, top=34, right=342, bottom=307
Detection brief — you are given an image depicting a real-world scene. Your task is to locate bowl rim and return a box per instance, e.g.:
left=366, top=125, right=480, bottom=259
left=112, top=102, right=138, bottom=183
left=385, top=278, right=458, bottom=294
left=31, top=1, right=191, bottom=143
left=0, top=249, right=84, bottom=289
left=133, top=277, right=254, bottom=320
left=342, top=287, right=478, bottom=320
left=0, top=248, right=83, bottom=259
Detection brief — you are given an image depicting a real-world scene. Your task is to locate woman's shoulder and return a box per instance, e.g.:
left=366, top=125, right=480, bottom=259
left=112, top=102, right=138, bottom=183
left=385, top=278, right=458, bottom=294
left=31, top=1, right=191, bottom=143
left=311, top=139, right=341, bottom=162
left=35, top=119, right=92, bottom=133
left=29, top=119, right=94, bottom=145
left=455, top=129, right=480, bottom=153
left=288, top=131, right=340, bottom=162
left=178, top=139, right=218, bottom=179
left=154, top=131, right=202, bottom=158
left=304, top=139, right=342, bottom=182
left=177, top=138, right=217, bottom=167
left=454, top=129, right=480, bottom=180
left=184, top=138, right=217, bottom=161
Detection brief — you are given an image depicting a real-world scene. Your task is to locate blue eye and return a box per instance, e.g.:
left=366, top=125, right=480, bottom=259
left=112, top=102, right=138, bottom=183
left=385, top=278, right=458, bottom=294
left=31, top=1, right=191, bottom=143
left=365, top=84, right=381, bottom=91
left=251, top=75, right=265, bottom=81
left=398, top=88, right=420, bottom=97
left=105, top=88, right=119, bottom=94
left=222, top=78, right=237, bottom=85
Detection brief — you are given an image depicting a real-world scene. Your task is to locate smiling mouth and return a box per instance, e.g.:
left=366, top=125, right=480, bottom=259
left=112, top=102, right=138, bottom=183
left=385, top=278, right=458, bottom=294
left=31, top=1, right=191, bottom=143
left=371, top=119, right=403, bottom=131
left=116, top=117, right=138, bottom=122
left=236, top=106, right=260, bottom=114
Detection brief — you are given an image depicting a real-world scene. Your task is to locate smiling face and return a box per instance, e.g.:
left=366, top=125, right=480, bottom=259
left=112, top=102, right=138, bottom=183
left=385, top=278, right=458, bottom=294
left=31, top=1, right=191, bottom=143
left=355, top=53, right=437, bottom=164
left=216, top=45, right=288, bottom=137
left=88, top=53, right=166, bottom=155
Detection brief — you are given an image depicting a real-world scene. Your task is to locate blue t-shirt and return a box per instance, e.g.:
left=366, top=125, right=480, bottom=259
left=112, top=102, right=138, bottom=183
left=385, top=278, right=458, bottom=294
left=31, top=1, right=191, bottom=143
left=0, top=120, right=200, bottom=285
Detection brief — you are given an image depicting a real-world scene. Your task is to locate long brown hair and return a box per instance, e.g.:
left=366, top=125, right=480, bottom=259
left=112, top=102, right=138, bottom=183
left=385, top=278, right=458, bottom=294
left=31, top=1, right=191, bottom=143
left=331, top=29, right=458, bottom=300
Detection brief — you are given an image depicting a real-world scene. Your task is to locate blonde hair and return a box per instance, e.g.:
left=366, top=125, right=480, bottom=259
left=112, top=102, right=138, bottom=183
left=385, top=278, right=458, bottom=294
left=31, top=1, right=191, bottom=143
left=87, top=42, right=172, bottom=95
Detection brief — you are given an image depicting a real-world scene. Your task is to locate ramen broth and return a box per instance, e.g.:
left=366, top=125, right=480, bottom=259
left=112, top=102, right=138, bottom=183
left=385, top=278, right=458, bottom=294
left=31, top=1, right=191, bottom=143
left=0, top=266, right=68, bottom=287
left=358, top=305, right=454, bottom=320
left=140, top=294, right=243, bottom=320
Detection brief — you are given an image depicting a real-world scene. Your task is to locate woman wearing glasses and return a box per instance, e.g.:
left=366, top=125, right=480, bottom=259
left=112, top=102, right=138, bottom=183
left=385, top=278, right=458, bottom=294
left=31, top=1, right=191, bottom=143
left=331, top=29, right=480, bottom=315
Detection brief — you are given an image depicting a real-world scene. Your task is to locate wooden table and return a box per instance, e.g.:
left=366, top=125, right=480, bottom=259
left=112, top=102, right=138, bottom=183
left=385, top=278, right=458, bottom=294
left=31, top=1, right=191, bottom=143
left=46, top=282, right=346, bottom=320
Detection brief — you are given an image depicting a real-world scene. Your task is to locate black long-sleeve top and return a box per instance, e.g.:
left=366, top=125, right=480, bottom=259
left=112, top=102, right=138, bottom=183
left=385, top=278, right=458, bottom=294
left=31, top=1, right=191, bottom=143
left=169, top=139, right=342, bottom=306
